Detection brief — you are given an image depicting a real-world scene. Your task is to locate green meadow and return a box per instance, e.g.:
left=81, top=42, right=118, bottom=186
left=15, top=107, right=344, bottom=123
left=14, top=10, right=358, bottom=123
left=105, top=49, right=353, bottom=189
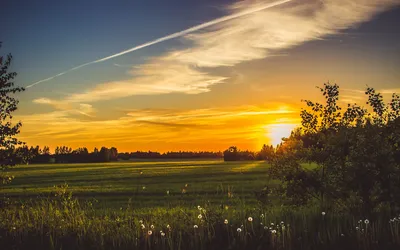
left=2, top=160, right=277, bottom=209
left=1, top=161, right=399, bottom=250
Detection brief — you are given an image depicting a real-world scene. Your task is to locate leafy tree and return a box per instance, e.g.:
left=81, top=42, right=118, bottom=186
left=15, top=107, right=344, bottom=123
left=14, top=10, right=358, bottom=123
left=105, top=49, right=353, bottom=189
left=99, top=147, right=110, bottom=162
left=268, top=83, right=400, bottom=216
left=0, top=42, right=24, bottom=185
left=224, top=146, right=238, bottom=161
left=257, top=144, right=275, bottom=161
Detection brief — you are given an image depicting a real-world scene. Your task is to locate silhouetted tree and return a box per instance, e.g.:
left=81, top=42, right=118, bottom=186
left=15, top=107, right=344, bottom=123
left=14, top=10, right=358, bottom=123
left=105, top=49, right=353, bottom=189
left=257, top=144, right=275, bottom=161
left=0, top=42, right=25, bottom=185
left=268, top=83, right=400, bottom=216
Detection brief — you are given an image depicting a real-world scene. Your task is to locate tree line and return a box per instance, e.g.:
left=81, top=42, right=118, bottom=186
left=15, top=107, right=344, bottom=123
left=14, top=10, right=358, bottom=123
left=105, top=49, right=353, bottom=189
left=10, top=146, right=227, bottom=164
left=13, top=146, right=118, bottom=164
left=11, top=146, right=280, bottom=164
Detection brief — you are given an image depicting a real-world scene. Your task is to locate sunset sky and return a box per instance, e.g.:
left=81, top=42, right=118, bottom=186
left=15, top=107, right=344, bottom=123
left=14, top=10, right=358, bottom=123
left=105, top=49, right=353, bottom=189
left=2, top=0, right=400, bottom=152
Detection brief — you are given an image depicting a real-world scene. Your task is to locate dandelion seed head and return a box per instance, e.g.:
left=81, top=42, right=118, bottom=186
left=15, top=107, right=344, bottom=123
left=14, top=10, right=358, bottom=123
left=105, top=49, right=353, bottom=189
left=224, top=219, right=228, bottom=225
left=248, top=217, right=253, bottom=222
left=197, top=206, right=201, bottom=210
left=198, top=214, right=202, bottom=219
left=272, top=230, right=277, bottom=234
left=261, top=214, right=264, bottom=218
left=264, top=226, right=268, bottom=230
left=194, top=225, right=198, bottom=229
left=148, top=230, right=152, bottom=236
left=150, top=225, right=154, bottom=229
left=270, top=223, right=274, bottom=226
left=322, top=212, right=326, bottom=216
left=237, top=228, right=242, bottom=233
left=341, top=233, right=344, bottom=237
left=356, top=227, right=359, bottom=230
left=364, top=219, right=369, bottom=224
left=161, top=232, right=165, bottom=237
left=141, top=224, right=145, bottom=229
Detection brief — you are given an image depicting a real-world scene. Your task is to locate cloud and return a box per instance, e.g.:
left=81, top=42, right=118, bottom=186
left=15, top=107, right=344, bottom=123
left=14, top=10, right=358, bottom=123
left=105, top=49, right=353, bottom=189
left=31, top=0, right=399, bottom=105
left=17, top=105, right=300, bottom=150
left=64, top=62, right=226, bottom=103
left=33, top=98, right=96, bottom=117
left=380, top=88, right=400, bottom=94
left=26, top=0, right=293, bottom=88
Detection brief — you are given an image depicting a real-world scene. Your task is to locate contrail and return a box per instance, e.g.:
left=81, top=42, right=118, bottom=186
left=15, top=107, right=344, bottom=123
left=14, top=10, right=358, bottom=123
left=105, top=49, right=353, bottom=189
left=26, top=0, right=292, bottom=88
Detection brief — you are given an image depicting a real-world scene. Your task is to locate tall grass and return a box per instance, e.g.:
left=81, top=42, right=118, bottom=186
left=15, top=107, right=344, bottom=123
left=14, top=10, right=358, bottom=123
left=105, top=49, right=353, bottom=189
left=1, top=184, right=400, bottom=250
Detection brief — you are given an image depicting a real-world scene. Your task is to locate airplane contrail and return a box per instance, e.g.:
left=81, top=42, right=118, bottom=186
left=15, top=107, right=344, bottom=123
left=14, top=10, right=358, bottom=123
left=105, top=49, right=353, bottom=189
left=26, top=0, right=292, bottom=88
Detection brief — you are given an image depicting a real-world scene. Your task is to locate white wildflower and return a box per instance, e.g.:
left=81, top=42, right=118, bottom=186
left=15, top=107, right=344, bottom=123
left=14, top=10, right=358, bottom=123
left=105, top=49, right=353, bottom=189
left=224, top=219, right=228, bottom=225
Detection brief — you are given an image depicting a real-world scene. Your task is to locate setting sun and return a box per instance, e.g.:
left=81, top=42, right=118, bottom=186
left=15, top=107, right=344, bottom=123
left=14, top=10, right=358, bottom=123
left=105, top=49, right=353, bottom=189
left=266, top=123, right=298, bottom=146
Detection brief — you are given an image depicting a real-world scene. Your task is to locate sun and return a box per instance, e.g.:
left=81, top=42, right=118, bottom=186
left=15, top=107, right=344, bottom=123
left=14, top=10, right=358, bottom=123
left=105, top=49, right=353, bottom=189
left=265, top=123, right=298, bottom=146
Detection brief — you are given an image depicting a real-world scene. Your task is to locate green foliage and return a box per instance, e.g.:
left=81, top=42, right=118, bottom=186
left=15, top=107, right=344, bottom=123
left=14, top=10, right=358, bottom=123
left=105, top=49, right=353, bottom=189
left=269, top=83, right=400, bottom=216
left=0, top=42, right=24, bottom=186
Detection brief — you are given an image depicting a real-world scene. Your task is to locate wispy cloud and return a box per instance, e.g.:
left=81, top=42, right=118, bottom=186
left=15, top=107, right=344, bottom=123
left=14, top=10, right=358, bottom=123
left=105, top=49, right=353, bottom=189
left=17, top=105, right=300, bottom=151
left=32, top=0, right=399, bottom=105
left=26, top=0, right=292, bottom=88
left=33, top=98, right=96, bottom=117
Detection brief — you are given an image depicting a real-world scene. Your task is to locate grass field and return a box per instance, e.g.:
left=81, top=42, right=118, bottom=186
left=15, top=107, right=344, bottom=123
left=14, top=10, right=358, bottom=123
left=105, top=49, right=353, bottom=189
left=2, top=160, right=400, bottom=250
left=2, top=160, right=278, bottom=209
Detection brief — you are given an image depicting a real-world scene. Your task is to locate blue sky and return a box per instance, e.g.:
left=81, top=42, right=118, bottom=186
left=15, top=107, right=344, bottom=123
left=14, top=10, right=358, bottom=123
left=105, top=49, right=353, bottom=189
left=1, top=0, right=400, bottom=151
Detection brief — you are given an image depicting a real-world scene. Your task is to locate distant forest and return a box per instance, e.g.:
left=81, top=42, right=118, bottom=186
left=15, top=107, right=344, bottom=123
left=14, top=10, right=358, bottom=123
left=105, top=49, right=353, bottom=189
left=11, top=144, right=278, bottom=164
